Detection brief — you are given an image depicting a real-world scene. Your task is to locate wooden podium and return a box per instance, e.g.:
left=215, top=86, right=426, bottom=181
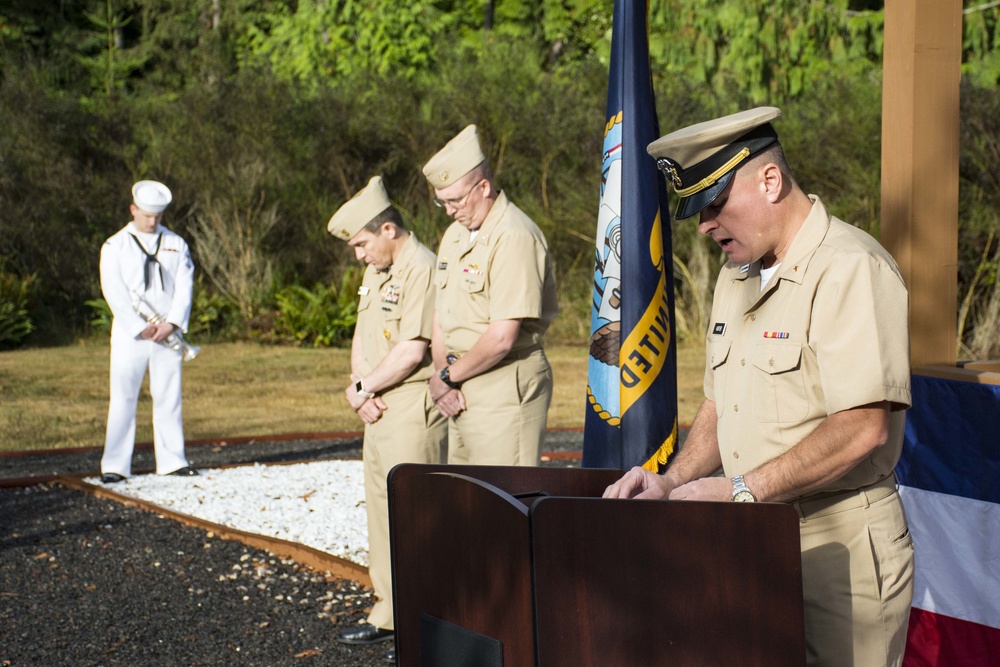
left=388, top=464, right=804, bottom=666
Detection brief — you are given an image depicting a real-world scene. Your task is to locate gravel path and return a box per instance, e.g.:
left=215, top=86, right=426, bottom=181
left=1, top=431, right=587, bottom=666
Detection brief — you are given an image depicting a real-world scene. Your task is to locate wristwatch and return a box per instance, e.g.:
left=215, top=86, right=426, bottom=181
left=354, top=378, right=375, bottom=399
left=439, top=366, right=461, bottom=389
left=731, top=475, right=757, bottom=502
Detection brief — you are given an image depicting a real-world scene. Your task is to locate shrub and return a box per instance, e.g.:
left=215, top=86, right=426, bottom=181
left=270, top=270, right=361, bottom=348
left=0, top=273, right=36, bottom=349
left=84, top=297, right=113, bottom=336
left=188, top=279, right=246, bottom=342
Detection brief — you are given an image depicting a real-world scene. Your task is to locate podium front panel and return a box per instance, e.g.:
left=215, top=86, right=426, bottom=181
left=530, top=497, right=805, bottom=667
left=390, top=471, right=535, bottom=666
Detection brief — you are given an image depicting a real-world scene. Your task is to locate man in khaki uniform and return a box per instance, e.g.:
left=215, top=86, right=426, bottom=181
left=327, top=176, right=446, bottom=660
left=604, top=108, right=914, bottom=666
left=422, top=124, right=558, bottom=466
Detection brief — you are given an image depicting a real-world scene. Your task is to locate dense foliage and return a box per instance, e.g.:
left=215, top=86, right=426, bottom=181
left=1, top=1, right=999, bottom=357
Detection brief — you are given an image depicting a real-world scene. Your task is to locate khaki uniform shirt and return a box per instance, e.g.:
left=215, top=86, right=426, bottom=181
left=434, top=192, right=558, bottom=355
left=705, top=195, right=911, bottom=496
left=356, top=234, right=436, bottom=383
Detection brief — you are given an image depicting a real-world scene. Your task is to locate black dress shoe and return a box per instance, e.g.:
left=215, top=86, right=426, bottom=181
left=100, top=473, right=126, bottom=484
left=168, top=466, right=199, bottom=476
left=383, top=649, right=396, bottom=663
left=336, top=624, right=394, bottom=645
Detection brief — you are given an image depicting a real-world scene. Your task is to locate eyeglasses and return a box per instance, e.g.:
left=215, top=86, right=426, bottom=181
left=433, top=179, right=483, bottom=209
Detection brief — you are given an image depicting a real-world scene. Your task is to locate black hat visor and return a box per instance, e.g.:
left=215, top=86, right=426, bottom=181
left=674, top=170, right=735, bottom=220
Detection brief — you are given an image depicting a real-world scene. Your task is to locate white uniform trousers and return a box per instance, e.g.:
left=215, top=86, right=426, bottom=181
left=102, top=332, right=189, bottom=476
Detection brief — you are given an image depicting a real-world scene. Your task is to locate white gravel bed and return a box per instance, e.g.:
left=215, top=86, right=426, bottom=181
left=85, top=461, right=370, bottom=566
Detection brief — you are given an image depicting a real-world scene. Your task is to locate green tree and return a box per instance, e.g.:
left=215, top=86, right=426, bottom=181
left=76, top=0, right=148, bottom=97
left=649, top=0, right=884, bottom=105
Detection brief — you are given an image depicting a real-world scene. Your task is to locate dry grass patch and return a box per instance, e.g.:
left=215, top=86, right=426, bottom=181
left=0, top=340, right=705, bottom=453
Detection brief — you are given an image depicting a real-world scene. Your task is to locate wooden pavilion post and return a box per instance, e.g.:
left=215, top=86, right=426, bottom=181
left=880, top=0, right=962, bottom=367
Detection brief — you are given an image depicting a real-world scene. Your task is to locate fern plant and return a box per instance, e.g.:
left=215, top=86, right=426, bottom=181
left=0, top=273, right=35, bottom=349
left=272, top=269, right=361, bottom=348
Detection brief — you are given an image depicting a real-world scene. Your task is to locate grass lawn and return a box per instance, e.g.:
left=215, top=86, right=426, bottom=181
left=0, top=339, right=705, bottom=453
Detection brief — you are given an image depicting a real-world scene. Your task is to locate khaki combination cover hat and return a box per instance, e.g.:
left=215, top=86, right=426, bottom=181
left=422, top=124, right=487, bottom=189
left=132, top=180, right=172, bottom=213
left=327, top=176, right=392, bottom=241
left=647, top=107, right=782, bottom=220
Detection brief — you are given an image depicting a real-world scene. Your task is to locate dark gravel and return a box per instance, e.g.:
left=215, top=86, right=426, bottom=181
left=0, top=431, right=585, bottom=666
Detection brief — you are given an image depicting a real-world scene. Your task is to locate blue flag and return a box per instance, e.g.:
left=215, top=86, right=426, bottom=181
left=583, top=0, right=679, bottom=472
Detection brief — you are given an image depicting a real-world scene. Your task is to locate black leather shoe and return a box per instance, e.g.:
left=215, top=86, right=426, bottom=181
left=383, top=649, right=396, bottom=663
left=100, top=473, right=125, bottom=484
left=168, top=466, right=199, bottom=476
left=336, top=624, right=394, bottom=645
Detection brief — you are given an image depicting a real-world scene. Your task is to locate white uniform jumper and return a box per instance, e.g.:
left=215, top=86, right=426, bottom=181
left=100, top=222, right=194, bottom=476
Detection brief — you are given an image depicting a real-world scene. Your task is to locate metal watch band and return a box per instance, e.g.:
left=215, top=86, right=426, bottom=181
left=731, top=475, right=757, bottom=502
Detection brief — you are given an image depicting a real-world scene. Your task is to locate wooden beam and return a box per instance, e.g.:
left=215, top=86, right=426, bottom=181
left=880, top=0, right=962, bottom=367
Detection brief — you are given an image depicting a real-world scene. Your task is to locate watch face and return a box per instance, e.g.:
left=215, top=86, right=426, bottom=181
left=733, top=491, right=756, bottom=503
left=355, top=380, right=364, bottom=393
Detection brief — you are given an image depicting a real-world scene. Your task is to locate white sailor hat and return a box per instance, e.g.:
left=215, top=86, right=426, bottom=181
left=422, top=124, right=487, bottom=189
left=327, top=176, right=393, bottom=241
left=647, top=107, right=782, bottom=220
left=131, top=180, right=173, bottom=213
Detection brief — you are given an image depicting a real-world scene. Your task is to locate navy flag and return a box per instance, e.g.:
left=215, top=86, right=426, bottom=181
left=583, top=0, right=679, bottom=472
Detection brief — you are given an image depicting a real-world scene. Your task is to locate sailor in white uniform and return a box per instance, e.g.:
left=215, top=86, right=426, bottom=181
left=99, top=180, right=197, bottom=482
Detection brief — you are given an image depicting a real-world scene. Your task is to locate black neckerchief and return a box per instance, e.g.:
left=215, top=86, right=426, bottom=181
left=129, top=232, right=163, bottom=291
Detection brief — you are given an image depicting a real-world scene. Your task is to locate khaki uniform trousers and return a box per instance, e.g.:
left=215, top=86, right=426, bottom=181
left=447, top=349, right=552, bottom=466
left=362, top=381, right=446, bottom=630
left=797, top=476, right=914, bottom=667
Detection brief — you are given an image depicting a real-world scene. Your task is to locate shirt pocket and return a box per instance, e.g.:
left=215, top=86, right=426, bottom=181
left=707, top=337, right=731, bottom=409
left=434, top=266, right=449, bottom=290
left=751, top=341, right=809, bottom=423
left=357, top=290, right=373, bottom=314
left=382, top=309, right=401, bottom=343
left=155, top=246, right=182, bottom=277
left=460, top=267, right=486, bottom=294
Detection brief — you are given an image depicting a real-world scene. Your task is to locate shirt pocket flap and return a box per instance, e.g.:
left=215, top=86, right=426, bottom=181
left=752, top=342, right=802, bottom=375
left=708, top=338, right=731, bottom=370
left=357, top=291, right=373, bottom=312
left=460, top=270, right=486, bottom=293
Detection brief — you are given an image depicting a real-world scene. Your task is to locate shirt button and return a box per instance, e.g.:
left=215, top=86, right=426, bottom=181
left=733, top=451, right=740, bottom=459
left=733, top=404, right=739, bottom=413
left=750, top=314, right=757, bottom=321
left=740, top=358, right=746, bottom=366
left=768, top=358, right=775, bottom=367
